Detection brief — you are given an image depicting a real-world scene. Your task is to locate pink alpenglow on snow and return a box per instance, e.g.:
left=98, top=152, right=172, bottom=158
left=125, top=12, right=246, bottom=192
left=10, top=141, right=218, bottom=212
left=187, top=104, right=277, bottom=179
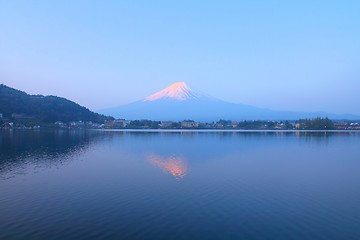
left=144, top=82, right=202, bottom=101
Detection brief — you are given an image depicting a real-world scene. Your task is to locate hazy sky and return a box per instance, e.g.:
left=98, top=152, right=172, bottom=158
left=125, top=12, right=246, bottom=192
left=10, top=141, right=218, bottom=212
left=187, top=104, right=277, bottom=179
left=1, top=0, right=359, bottom=114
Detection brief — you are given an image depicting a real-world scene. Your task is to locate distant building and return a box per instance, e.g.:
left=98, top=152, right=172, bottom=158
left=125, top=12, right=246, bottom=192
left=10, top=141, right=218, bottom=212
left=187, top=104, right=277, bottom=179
left=2, top=122, right=13, bottom=128
left=231, top=121, right=239, bottom=128
left=334, top=121, right=348, bottom=130
left=181, top=121, right=199, bottom=128
left=114, top=119, right=129, bottom=128
left=75, top=121, right=85, bottom=127
left=274, top=123, right=286, bottom=130
left=214, top=123, right=224, bottom=128
left=160, top=121, right=175, bottom=128
left=55, top=121, right=66, bottom=128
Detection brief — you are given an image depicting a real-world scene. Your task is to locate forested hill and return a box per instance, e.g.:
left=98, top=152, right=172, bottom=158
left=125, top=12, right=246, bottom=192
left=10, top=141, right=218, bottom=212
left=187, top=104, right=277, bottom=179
left=0, top=84, right=113, bottom=123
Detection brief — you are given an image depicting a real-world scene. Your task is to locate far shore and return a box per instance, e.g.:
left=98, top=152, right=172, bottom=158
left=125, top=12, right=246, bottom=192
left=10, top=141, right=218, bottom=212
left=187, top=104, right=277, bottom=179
left=2, top=127, right=359, bottom=133
left=94, top=129, right=360, bottom=133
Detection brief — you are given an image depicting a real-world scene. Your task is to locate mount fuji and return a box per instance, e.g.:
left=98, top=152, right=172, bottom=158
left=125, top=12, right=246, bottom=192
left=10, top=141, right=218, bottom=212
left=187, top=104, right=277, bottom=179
left=100, top=82, right=358, bottom=121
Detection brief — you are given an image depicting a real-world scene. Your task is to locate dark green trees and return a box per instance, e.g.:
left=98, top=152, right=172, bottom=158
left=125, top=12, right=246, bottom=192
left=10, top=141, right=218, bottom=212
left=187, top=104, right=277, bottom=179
left=0, top=84, right=112, bottom=124
left=296, top=117, right=335, bottom=130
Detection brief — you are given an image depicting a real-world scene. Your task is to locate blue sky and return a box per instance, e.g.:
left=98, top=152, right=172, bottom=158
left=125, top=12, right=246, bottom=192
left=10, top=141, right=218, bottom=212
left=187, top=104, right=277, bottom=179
left=1, top=0, right=359, bottom=114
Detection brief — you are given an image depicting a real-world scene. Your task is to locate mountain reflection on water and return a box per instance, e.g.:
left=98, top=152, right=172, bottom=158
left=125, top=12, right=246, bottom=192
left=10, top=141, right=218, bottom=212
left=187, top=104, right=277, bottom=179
left=147, top=154, right=188, bottom=179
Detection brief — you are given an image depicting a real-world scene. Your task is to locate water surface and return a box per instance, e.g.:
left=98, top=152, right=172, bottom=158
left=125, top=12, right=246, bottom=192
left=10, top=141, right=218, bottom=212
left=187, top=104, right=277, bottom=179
left=1, top=130, right=360, bottom=239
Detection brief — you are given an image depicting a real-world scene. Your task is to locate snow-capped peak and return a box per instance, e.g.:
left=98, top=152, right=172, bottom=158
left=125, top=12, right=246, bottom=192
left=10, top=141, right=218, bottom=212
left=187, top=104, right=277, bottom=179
left=144, top=82, right=201, bottom=101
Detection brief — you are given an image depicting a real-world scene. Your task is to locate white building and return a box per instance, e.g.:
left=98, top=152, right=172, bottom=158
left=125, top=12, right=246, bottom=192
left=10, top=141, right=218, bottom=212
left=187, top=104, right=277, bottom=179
left=181, top=121, right=199, bottom=128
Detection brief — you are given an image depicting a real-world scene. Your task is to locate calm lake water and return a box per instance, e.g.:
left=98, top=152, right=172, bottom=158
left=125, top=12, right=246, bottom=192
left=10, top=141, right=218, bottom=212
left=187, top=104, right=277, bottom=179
left=1, top=130, right=360, bottom=240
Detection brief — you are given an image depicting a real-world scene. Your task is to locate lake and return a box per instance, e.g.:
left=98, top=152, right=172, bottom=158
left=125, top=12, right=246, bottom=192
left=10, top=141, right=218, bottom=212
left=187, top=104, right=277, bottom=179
left=1, top=130, right=360, bottom=240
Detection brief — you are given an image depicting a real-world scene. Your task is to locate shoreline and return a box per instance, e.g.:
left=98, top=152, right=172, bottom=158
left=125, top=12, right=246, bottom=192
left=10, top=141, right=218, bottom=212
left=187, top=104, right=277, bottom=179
left=2, top=128, right=360, bottom=133
left=94, top=129, right=360, bottom=133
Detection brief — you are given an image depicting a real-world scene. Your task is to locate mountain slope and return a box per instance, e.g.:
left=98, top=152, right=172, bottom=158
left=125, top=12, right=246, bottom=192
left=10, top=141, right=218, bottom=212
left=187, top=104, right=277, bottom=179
left=0, top=84, right=112, bottom=123
left=100, top=82, right=359, bottom=121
